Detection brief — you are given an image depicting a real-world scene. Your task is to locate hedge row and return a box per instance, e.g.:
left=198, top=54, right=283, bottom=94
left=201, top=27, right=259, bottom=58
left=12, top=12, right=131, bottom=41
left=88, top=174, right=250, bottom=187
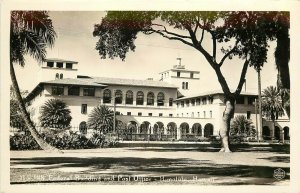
left=10, top=131, right=118, bottom=150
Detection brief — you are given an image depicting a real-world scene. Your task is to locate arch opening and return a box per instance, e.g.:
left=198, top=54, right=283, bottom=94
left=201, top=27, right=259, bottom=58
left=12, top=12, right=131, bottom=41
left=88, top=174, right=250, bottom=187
left=283, top=126, right=290, bottom=140
left=274, top=126, right=281, bottom=140
left=192, top=123, right=202, bottom=137
left=262, top=126, right=271, bottom=140
left=166, top=122, right=177, bottom=140
left=79, top=121, right=87, bottom=135
left=204, top=123, right=214, bottom=138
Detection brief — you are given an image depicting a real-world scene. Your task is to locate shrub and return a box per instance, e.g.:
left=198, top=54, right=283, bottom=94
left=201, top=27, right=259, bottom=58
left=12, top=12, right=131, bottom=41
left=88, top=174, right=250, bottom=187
left=10, top=130, right=118, bottom=150
left=230, top=115, right=256, bottom=143
left=10, top=133, right=41, bottom=150
left=39, top=99, right=72, bottom=129
left=87, top=105, right=114, bottom=133
left=88, top=132, right=106, bottom=148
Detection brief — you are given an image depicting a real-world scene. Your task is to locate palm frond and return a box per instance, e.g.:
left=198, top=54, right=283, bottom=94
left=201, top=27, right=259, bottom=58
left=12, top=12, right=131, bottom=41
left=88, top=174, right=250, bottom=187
left=10, top=11, right=56, bottom=65
left=261, top=86, right=285, bottom=120
left=230, top=115, right=255, bottom=137
left=87, top=105, right=114, bottom=133
left=39, top=99, right=72, bottom=129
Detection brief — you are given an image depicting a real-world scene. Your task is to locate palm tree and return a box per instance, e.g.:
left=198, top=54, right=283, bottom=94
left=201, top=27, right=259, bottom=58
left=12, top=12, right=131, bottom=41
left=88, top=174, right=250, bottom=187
left=10, top=11, right=60, bottom=152
left=261, top=86, right=285, bottom=140
left=87, top=105, right=114, bottom=133
left=10, top=86, right=27, bottom=129
left=230, top=115, right=256, bottom=139
left=39, top=99, right=72, bottom=129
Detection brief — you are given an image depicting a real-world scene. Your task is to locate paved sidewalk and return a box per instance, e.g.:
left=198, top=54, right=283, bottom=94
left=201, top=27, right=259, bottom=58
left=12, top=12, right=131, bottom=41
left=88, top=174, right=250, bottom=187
left=10, top=147, right=290, bottom=185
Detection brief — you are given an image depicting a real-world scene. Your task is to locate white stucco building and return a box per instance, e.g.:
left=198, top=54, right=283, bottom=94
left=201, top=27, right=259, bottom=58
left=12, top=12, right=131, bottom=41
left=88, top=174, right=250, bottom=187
left=26, top=58, right=290, bottom=142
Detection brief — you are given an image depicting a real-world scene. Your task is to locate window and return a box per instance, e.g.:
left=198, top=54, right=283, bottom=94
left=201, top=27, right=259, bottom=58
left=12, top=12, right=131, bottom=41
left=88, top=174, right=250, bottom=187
left=136, top=91, right=144, bottom=105
left=55, top=73, right=59, bottom=79
left=181, top=101, right=184, bottom=107
left=126, top=90, right=133, bottom=105
left=60, top=73, right=63, bottom=79
left=159, top=113, right=163, bottom=117
left=127, top=112, right=131, bottom=116
left=66, top=63, right=73, bottom=69
left=210, top=110, right=212, bottom=118
left=79, top=122, right=87, bottom=134
left=81, top=104, right=87, bottom=114
left=182, top=82, right=188, bottom=90
left=52, top=86, right=64, bottom=95
left=191, top=112, right=194, bottom=117
left=138, top=112, right=142, bottom=116
left=177, top=71, right=180, bottom=77
left=197, top=112, right=200, bottom=117
left=186, top=100, right=190, bottom=107
left=247, top=111, right=251, bottom=119
left=157, top=92, right=164, bottom=106
left=68, top=86, right=80, bottom=96
left=202, top=98, right=207, bottom=105
left=209, top=97, right=213, bottom=104
left=248, top=96, right=256, bottom=105
left=47, top=62, right=54, bottom=68
left=203, top=111, right=206, bottom=118
left=83, top=87, right=95, bottom=96
left=103, top=89, right=111, bottom=103
left=148, top=113, right=152, bottom=116
left=57, top=62, right=63, bottom=68
left=115, top=90, right=123, bottom=104
left=236, top=96, right=244, bottom=104
left=190, top=72, right=194, bottom=78
left=187, top=113, right=189, bottom=117
left=196, top=98, right=201, bottom=105
left=191, top=99, right=195, bottom=106
left=147, top=92, right=154, bottom=106
left=169, top=98, right=173, bottom=106
left=169, top=114, right=173, bottom=117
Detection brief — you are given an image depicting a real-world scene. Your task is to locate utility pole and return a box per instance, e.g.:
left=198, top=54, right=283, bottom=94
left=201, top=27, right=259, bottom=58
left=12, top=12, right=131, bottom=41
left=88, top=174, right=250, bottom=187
left=257, top=68, right=263, bottom=141
left=113, top=90, right=116, bottom=134
left=255, top=98, right=259, bottom=142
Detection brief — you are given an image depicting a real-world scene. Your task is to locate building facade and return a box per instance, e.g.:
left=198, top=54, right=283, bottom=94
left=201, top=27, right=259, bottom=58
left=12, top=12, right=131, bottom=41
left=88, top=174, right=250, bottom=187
left=26, top=58, right=290, bottom=141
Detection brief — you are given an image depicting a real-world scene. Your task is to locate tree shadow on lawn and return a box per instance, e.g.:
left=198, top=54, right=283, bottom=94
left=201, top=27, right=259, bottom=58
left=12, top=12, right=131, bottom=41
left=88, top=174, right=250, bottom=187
left=128, top=144, right=290, bottom=154
left=257, top=156, right=290, bottom=163
left=11, top=156, right=290, bottom=184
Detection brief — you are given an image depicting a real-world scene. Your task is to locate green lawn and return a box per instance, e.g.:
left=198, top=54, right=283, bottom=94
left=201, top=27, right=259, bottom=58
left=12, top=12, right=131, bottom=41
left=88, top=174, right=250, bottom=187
left=10, top=145, right=290, bottom=185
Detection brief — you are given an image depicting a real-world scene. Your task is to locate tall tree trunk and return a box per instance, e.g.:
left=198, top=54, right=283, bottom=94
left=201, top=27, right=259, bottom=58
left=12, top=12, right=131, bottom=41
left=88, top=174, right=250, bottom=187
left=275, top=28, right=290, bottom=90
left=10, top=61, right=62, bottom=153
left=219, top=97, right=235, bottom=152
left=273, top=120, right=276, bottom=142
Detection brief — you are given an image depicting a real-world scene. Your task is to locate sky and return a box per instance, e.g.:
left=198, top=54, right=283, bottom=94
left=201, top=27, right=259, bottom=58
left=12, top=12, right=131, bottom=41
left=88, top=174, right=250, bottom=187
left=14, top=11, right=279, bottom=94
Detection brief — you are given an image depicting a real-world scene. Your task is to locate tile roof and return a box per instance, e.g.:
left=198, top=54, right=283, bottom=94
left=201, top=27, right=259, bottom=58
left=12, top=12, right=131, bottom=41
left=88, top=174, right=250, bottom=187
left=176, top=90, right=257, bottom=100
left=46, top=58, right=78, bottom=63
left=79, top=76, right=178, bottom=88
left=42, top=78, right=107, bottom=87
left=40, top=76, right=178, bottom=88
left=26, top=76, right=177, bottom=102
